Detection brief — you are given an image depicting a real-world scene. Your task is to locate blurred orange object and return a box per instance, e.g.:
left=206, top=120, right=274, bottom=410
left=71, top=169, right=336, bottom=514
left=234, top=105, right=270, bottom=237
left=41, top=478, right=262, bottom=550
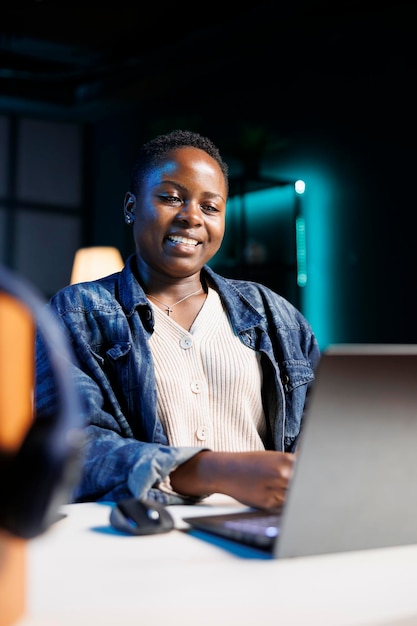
left=0, top=293, right=34, bottom=626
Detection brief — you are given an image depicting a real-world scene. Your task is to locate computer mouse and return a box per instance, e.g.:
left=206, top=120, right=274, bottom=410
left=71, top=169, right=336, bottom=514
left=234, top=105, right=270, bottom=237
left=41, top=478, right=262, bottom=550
left=109, top=497, right=175, bottom=536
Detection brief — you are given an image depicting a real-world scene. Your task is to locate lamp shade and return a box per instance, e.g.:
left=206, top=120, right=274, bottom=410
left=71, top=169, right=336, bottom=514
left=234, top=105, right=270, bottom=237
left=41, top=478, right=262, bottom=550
left=70, top=247, right=124, bottom=284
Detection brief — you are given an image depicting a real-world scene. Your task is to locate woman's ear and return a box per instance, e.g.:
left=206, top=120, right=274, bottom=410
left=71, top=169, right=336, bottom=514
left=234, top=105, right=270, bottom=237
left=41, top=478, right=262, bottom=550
left=124, top=192, right=136, bottom=225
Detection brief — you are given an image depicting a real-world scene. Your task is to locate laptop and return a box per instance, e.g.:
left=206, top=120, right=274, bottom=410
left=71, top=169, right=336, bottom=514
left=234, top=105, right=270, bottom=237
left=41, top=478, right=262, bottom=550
left=183, top=344, right=417, bottom=558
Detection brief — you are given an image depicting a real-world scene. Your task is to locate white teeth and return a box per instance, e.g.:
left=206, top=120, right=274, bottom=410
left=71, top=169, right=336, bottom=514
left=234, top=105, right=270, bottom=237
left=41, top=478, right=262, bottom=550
left=168, top=236, right=198, bottom=246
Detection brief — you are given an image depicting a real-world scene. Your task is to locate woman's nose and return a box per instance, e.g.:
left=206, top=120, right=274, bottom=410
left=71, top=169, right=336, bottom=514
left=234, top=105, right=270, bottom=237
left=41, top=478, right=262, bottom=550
left=176, top=201, right=202, bottom=226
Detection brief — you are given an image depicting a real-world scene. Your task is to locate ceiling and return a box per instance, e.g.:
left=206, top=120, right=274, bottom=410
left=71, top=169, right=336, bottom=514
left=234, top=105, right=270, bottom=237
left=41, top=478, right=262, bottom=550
left=1, top=2, right=246, bottom=107
left=1, top=1, right=414, bottom=109
left=1, top=1, right=415, bottom=169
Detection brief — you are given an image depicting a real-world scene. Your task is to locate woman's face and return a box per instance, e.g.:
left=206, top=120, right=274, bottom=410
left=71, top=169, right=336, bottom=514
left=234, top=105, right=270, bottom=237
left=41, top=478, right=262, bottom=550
left=125, top=146, right=227, bottom=280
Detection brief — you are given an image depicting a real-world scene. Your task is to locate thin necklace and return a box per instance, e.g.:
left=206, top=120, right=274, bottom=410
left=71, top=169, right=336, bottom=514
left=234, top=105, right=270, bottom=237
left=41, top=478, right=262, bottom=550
left=146, top=287, right=203, bottom=316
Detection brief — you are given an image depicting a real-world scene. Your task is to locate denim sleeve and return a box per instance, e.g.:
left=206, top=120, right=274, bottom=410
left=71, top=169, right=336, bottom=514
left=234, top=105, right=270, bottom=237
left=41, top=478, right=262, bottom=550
left=34, top=295, right=205, bottom=506
left=37, top=341, right=205, bottom=504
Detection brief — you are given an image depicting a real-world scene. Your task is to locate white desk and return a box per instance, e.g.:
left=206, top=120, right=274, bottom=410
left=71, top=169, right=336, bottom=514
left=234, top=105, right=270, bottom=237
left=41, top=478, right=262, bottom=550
left=17, top=495, right=417, bottom=626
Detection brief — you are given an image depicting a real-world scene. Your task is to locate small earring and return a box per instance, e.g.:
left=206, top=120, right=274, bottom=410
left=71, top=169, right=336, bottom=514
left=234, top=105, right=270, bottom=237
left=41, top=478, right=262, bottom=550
left=125, top=214, right=133, bottom=224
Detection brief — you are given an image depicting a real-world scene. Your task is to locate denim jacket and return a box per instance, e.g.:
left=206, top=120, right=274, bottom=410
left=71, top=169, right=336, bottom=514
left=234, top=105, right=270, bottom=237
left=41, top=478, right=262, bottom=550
left=35, top=253, right=320, bottom=504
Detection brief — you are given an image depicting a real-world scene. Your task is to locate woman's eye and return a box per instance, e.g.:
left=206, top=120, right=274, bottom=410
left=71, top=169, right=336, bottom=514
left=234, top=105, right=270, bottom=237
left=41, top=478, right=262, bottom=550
left=159, top=195, right=181, bottom=204
left=202, top=204, right=219, bottom=213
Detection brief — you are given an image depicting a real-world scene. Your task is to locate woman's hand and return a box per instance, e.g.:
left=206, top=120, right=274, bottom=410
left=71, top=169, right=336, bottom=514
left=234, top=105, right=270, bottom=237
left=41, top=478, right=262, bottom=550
left=170, top=450, right=295, bottom=510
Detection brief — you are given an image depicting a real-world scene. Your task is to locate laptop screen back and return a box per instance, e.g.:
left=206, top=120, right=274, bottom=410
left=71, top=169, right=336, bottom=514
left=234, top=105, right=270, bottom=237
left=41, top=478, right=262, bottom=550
left=275, top=344, right=417, bottom=558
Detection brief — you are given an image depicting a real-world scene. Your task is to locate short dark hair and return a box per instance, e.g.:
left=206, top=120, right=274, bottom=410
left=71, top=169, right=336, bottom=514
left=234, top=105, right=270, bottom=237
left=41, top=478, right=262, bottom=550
left=129, top=129, right=229, bottom=196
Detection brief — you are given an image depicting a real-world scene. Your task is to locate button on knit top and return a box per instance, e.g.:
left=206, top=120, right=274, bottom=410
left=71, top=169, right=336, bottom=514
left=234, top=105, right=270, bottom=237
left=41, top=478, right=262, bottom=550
left=148, top=287, right=267, bottom=451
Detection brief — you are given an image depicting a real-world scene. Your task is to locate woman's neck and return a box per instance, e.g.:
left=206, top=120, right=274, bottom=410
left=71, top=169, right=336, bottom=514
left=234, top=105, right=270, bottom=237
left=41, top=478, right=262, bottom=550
left=135, top=256, right=205, bottom=299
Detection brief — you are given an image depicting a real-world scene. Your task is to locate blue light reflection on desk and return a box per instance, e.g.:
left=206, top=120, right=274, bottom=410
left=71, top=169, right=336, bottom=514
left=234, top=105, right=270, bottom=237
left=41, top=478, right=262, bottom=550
left=184, top=529, right=273, bottom=560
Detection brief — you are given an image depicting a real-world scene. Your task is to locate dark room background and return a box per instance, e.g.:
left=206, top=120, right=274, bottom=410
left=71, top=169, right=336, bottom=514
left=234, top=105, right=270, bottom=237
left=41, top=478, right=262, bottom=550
left=0, top=1, right=415, bottom=350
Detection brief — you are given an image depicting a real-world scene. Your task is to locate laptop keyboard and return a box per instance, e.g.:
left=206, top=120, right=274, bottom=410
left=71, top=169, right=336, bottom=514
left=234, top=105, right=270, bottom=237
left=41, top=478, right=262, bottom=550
left=184, top=510, right=282, bottom=550
left=223, top=514, right=281, bottom=538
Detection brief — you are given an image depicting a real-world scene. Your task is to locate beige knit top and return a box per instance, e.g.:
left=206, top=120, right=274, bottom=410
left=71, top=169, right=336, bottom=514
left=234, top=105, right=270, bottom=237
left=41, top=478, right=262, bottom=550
left=148, top=287, right=267, bottom=452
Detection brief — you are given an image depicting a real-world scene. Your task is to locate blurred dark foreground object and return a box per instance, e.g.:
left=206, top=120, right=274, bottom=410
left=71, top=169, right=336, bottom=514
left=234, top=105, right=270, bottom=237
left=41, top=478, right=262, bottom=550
left=0, top=264, right=85, bottom=539
left=0, top=264, right=85, bottom=626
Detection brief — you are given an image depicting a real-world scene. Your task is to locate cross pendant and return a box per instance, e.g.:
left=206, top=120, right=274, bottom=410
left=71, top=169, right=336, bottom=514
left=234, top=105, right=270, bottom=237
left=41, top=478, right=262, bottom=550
left=166, top=306, right=173, bottom=316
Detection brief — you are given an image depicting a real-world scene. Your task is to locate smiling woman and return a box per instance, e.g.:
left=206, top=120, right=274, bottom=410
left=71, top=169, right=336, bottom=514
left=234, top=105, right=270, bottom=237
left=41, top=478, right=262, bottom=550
left=124, top=145, right=225, bottom=324
left=122, top=133, right=228, bottom=329
left=35, top=129, right=320, bottom=514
